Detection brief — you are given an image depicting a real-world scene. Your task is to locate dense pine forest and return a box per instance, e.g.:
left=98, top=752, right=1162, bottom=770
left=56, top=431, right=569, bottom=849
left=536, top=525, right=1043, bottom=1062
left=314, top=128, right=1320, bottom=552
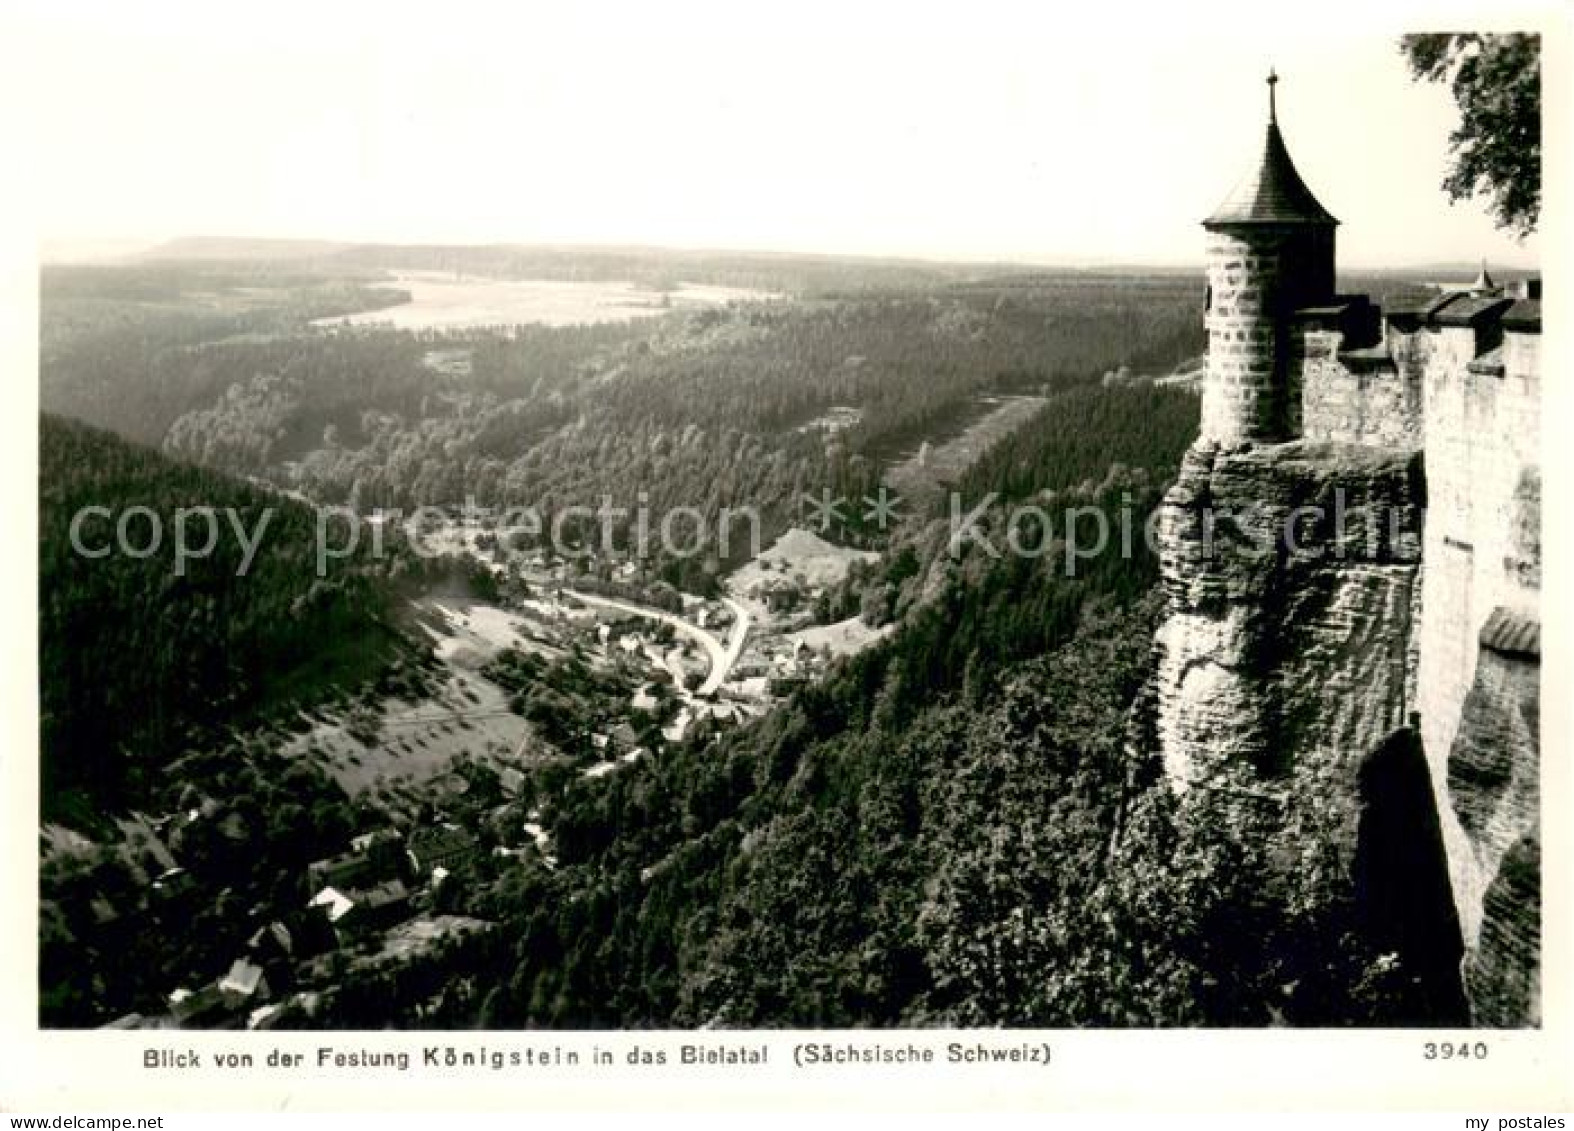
left=42, top=258, right=1204, bottom=521
left=310, top=378, right=1447, bottom=1028
left=39, top=415, right=446, bottom=829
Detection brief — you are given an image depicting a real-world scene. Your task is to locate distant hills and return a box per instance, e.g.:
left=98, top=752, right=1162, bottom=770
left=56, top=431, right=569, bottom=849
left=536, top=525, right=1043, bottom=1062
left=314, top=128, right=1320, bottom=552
left=133, top=236, right=358, bottom=262
left=39, top=238, right=162, bottom=265
left=69, top=235, right=1533, bottom=283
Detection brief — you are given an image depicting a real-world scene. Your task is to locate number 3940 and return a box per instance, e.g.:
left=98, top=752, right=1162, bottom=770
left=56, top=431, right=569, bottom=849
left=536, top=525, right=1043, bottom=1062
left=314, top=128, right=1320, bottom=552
left=1424, top=1041, right=1489, bottom=1060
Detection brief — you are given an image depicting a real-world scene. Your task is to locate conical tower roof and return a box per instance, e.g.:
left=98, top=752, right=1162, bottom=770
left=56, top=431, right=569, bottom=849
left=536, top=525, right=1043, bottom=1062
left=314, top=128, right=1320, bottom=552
left=1470, top=260, right=1497, bottom=294
left=1205, top=71, right=1338, bottom=228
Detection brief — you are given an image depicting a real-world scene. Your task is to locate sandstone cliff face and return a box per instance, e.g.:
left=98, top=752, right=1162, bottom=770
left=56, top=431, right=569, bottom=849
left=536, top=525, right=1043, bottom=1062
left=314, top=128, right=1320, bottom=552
left=1145, top=435, right=1472, bottom=1016
left=1447, top=619, right=1540, bottom=1026
left=1466, top=833, right=1539, bottom=1027
left=1151, top=439, right=1425, bottom=792
left=1147, top=427, right=1540, bottom=1024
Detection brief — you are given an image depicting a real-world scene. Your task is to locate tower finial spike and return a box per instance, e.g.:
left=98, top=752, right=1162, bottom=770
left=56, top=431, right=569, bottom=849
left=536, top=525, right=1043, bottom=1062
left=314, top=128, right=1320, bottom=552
left=1267, top=68, right=1279, bottom=122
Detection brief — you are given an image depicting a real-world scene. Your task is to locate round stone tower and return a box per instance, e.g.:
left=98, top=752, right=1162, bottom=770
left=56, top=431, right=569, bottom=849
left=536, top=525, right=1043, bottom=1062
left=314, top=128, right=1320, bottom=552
left=1201, top=72, right=1338, bottom=447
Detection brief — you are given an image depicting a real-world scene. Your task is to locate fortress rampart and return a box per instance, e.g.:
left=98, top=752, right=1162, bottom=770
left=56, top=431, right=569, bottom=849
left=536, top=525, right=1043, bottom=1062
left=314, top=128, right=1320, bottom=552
left=1145, top=71, right=1542, bottom=1024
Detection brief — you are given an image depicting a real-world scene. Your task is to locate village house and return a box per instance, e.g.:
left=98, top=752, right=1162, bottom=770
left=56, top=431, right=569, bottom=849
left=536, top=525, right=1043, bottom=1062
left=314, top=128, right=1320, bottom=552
left=305, top=851, right=377, bottom=893
left=407, top=825, right=480, bottom=876
left=217, top=958, right=271, bottom=1010
left=355, top=879, right=414, bottom=932
left=99, top=1012, right=167, bottom=1030
left=306, top=877, right=414, bottom=942
left=305, top=828, right=405, bottom=892
left=497, top=766, right=527, bottom=797
left=309, top=885, right=355, bottom=928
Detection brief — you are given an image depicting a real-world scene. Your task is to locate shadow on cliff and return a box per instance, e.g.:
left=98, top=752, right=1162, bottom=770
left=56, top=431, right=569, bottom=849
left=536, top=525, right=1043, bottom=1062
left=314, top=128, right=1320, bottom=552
left=1353, top=725, right=1470, bottom=1025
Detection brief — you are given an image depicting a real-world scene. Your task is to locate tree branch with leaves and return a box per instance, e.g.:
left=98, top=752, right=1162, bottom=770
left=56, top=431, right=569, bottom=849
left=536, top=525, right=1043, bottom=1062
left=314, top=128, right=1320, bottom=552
left=1400, top=33, right=1540, bottom=238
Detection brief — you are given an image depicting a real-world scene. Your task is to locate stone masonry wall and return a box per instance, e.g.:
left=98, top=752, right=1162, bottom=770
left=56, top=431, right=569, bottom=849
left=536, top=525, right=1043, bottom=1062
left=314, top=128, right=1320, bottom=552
left=1300, top=329, right=1424, bottom=448
left=1202, top=225, right=1335, bottom=447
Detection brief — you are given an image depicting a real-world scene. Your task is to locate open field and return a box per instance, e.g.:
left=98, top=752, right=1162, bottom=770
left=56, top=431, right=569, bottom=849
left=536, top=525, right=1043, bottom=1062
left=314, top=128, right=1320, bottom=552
left=418, top=596, right=562, bottom=666
left=283, top=667, right=532, bottom=802
left=787, top=616, right=894, bottom=660
left=729, top=527, right=880, bottom=595
left=883, top=393, right=1049, bottom=499
left=312, top=271, right=775, bottom=329
left=280, top=598, right=557, bottom=804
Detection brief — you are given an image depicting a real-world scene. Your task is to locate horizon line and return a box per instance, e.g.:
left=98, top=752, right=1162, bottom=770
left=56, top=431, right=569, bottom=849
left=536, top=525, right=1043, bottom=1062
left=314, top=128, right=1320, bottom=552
left=38, top=232, right=1544, bottom=277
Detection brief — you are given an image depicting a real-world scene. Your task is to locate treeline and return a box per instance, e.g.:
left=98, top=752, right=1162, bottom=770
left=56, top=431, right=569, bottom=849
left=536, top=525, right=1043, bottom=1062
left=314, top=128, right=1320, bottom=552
left=957, top=381, right=1201, bottom=504
left=43, top=262, right=1207, bottom=590
left=298, top=241, right=1033, bottom=297
left=41, top=265, right=407, bottom=446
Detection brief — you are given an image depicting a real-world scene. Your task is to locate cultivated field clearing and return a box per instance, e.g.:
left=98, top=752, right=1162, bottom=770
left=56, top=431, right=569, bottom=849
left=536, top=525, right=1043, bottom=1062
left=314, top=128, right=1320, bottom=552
left=284, top=668, right=532, bottom=801
left=729, top=527, right=879, bottom=594
left=281, top=598, right=558, bottom=804
left=312, top=271, right=775, bottom=330
left=884, top=393, right=1049, bottom=499
left=787, top=616, right=894, bottom=660
left=418, top=597, right=561, bottom=666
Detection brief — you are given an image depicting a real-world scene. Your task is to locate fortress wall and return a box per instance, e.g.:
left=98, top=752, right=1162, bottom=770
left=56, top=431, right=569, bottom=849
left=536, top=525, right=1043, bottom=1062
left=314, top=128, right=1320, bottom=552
left=1417, top=325, right=1484, bottom=783
left=1415, top=321, right=1542, bottom=951
left=1300, top=329, right=1424, bottom=447
left=1153, top=286, right=1542, bottom=1019
left=1158, top=81, right=1542, bottom=1020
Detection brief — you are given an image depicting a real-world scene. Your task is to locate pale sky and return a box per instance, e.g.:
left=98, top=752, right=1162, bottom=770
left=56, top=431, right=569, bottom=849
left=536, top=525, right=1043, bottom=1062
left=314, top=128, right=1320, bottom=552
left=4, top=0, right=1557, bottom=269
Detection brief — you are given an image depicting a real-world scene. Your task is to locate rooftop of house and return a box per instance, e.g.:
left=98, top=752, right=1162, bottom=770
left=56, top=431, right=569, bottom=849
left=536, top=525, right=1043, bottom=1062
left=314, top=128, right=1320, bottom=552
left=1501, top=299, right=1542, bottom=333
left=247, top=920, right=294, bottom=955
left=1480, top=607, right=1540, bottom=658
left=360, top=878, right=411, bottom=910
left=1432, top=293, right=1516, bottom=328
left=1299, top=286, right=1541, bottom=340
left=309, top=885, right=355, bottom=923
left=219, top=958, right=267, bottom=998
left=167, top=982, right=227, bottom=1021
left=350, top=828, right=403, bottom=853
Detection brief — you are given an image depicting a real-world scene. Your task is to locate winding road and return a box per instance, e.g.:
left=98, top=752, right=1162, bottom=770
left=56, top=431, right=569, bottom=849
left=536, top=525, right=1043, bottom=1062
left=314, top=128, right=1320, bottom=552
left=564, top=591, right=752, bottom=697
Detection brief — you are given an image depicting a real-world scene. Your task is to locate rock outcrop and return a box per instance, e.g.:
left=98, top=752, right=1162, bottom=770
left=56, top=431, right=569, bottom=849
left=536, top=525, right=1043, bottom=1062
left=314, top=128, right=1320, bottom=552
left=1151, top=440, right=1424, bottom=791
left=1447, top=612, right=1541, bottom=1025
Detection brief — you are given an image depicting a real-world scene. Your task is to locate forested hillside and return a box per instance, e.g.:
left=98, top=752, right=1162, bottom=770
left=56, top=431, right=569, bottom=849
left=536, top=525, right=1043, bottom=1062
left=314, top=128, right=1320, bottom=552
left=304, top=375, right=1454, bottom=1029
left=38, top=415, right=440, bottom=828
left=41, top=259, right=1208, bottom=596
left=40, top=265, right=405, bottom=446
